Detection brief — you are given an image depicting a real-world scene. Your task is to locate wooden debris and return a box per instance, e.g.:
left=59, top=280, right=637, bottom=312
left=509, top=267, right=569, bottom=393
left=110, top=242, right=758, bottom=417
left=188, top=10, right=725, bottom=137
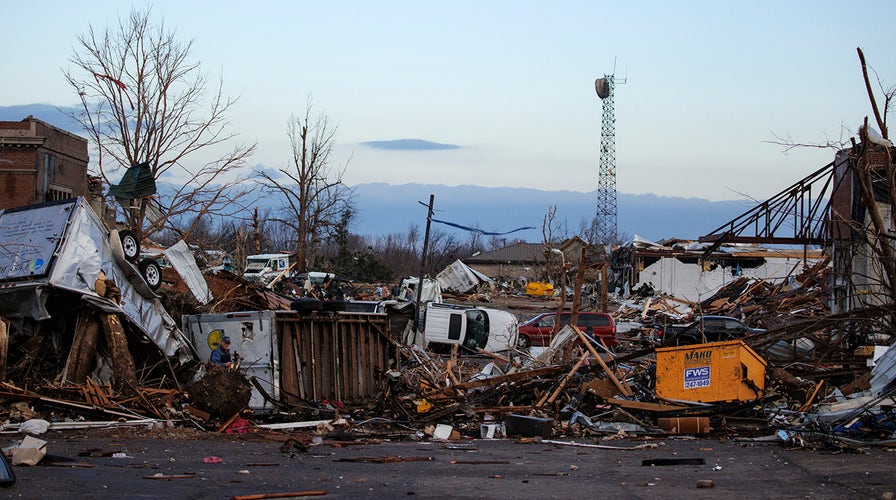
left=230, top=491, right=327, bottom=500
left=334, top=456, right=433, bottom=464
left=144, top=473, right=196, bottom=480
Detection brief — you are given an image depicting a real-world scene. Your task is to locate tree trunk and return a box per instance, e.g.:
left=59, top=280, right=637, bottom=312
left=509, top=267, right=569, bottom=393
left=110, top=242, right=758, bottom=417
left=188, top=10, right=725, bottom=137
left=101, top=313, right=138, bottom=396
left=0, top=316, right=8, bottom=382
left=62, top=311, right=102, bottom=384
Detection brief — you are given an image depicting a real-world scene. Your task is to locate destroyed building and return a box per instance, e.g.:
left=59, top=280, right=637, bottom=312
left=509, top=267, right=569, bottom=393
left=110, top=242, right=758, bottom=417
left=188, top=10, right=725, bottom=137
left=0, top=117, right=89, bottom=209
left=0, top=115, right=895, bottom=456
left=828, top=135, right=896, bottom=316
left=612, top=236, right=827, bottom=303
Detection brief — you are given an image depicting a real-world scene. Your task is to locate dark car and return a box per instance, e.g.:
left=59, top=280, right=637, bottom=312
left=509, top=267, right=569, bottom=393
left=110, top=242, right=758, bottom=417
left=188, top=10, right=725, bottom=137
left=660, top=315, right=764, bottom=346
left=518, top=311, right=617, bottom=348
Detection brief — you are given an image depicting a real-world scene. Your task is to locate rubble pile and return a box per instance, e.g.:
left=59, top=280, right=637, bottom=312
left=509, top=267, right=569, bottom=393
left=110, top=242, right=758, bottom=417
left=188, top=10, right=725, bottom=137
left=0, top=196, right=893, bottom=454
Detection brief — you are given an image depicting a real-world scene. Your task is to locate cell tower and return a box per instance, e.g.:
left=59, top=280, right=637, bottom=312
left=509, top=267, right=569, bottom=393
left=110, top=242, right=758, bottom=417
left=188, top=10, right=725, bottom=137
left=594, top=73, right=622, bottom=245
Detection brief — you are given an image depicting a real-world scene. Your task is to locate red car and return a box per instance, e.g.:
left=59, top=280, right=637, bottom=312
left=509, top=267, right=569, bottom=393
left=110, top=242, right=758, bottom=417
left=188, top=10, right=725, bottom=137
left=517, top=312, right=617, bottom=348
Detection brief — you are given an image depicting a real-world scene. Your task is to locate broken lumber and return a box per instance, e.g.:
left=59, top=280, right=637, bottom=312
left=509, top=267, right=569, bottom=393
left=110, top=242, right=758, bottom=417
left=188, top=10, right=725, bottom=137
left=537, top=352, right=589, bottom=407
left=422, top=367, right=564, bottom=398
left=230, top=492, right=327, bottom=500
left=572, top=325, right=632, bottom=396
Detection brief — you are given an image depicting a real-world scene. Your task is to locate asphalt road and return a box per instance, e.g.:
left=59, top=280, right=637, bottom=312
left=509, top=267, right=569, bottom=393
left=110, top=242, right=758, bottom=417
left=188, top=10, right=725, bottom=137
left=0, top=432, right=892, bottom=499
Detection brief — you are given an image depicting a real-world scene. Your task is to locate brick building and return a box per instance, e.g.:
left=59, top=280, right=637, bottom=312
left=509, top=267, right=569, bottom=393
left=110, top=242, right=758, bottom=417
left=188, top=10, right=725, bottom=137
left=0, top=116, right=89, bottom=210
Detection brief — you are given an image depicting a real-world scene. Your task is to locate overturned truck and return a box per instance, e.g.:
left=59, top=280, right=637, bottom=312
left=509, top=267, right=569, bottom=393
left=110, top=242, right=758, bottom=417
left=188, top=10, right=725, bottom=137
left=184, top=309, right=399, bottom=413
left=0, top=198, right=196, bottom=392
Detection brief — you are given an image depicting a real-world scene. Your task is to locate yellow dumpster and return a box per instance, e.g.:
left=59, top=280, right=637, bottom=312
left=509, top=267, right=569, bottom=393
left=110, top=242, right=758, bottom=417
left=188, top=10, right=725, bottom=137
left=525, top=282, right=554, bottom=297
left=655, top=340, right=766, bottom=403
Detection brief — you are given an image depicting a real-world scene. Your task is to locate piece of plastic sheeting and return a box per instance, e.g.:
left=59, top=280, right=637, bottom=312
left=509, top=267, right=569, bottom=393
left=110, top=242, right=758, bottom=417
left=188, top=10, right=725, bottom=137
left=164, top=240, right=213, bottom=304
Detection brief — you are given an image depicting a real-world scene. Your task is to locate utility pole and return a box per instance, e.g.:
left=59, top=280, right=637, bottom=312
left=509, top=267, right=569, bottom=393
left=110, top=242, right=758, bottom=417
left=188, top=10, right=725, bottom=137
left=413, top=194, right=435, bottom=333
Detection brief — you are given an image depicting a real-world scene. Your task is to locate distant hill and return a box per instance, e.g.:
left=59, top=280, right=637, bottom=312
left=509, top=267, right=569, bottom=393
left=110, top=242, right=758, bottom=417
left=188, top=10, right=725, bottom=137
left=347, top=183, right=757, bottom=243
left=1, top=104, right=757, bottom=242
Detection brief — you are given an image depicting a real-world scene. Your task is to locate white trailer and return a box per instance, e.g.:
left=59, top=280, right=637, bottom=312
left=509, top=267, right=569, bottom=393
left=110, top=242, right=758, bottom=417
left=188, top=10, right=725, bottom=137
left=183, top=311, right=280, bottom=413
left=0, top=198, right=194, bottom=362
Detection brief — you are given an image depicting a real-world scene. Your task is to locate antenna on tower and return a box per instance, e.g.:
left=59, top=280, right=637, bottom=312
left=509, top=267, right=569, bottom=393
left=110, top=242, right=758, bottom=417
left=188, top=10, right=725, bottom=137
left=593, top=65, right=626, bottom=245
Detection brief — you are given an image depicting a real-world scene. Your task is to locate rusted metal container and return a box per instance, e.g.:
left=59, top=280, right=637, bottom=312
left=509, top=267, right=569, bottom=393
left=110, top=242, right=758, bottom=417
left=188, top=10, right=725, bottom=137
left=655, top=340, right=766, bottom=403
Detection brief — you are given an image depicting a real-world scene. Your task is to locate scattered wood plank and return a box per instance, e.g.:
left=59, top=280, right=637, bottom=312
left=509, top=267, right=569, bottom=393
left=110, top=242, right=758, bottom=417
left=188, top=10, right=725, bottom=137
left=606, top=398, right=688, bottom=413
left=572, top=326, right=632, bottom=397
left=334, top=456, right=433, bottom=464
left=422, top=367, right=564, bottom=398
left=230, top=492, right=327, bottom=500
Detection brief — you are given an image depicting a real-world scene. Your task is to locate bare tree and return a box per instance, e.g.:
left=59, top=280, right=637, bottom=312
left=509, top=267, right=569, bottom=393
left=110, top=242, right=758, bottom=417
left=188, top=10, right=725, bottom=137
left=64, top=7, right=256, bottom=240
left=256, top=97, right=353, bottom=273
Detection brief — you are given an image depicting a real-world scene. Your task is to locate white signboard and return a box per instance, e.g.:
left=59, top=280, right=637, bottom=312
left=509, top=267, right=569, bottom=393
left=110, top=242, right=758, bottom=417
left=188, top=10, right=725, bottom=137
left=0, top=201, right=73, bottom=281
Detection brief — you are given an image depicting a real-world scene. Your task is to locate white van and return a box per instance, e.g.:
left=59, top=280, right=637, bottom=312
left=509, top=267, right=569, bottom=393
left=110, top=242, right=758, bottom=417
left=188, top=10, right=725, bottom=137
left=416, top=302, right=518, bottom=353
left=243, top=253, right=293, bottom=285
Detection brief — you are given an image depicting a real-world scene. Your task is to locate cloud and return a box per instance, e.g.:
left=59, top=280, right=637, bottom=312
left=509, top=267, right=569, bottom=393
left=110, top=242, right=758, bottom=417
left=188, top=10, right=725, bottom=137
left=360, top=138, right=461, bottom=151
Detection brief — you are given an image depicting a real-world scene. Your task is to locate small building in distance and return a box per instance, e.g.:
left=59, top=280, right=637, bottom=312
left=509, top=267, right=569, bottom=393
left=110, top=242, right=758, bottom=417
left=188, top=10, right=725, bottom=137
left=0, top=116, right=89, bottom=210
left=463, top=242, right=548, bottom=280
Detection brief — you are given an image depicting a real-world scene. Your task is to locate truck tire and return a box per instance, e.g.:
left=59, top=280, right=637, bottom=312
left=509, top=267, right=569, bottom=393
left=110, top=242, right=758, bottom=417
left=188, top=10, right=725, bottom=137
left=291, top=297, right=323, bottom=313
left=517, top=335, right=531, bottom=349
left=139, top=258, right=162, bottom=291
left=119, top=230, right=140, bottom=263
left=321, top=300, right=346, bottom=312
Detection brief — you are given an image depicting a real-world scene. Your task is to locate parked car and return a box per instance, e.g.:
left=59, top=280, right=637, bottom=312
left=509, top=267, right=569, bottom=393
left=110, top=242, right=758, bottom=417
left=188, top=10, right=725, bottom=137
left=517, top=311, right=617, bottom=348
left=659, top=315, right=764, bottom=346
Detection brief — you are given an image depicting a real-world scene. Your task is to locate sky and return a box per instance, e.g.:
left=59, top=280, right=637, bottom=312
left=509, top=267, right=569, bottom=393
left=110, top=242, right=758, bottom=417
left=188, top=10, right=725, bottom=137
left=3, top=1, right=896, bottom=202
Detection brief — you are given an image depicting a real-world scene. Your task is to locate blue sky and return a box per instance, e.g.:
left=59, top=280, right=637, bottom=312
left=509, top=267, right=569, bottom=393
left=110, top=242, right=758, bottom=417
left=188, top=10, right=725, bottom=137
left=3, top=1, right=895, bottom=202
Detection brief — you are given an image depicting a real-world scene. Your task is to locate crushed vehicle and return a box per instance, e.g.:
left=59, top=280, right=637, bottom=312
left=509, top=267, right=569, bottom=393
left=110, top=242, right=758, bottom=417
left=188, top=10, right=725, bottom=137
left=409, top=302, right=518, bottom=353
left=396, top=276, right=443, bottom=303
left=658, top=315, right=764, bottom=346
left=292, top=271, right=355, bottom=300
left=0, top=197, right=195, bottom=363
left=517, top=311, right=617, bottom=348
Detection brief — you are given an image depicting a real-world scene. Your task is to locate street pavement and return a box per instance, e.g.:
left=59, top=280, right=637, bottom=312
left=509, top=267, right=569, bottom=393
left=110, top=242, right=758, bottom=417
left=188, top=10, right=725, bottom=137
left=0, top=431, right=893, bottom=499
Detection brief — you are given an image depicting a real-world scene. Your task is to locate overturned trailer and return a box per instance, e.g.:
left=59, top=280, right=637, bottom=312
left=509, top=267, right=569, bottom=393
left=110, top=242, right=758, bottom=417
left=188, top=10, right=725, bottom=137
left=184, top=308, right=398, bottom=411
left=0, top=198, right=196, bottom=385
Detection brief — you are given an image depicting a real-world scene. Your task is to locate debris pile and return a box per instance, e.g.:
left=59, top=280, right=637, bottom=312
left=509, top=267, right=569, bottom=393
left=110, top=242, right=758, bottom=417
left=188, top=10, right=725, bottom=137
left=0, top=196, right=894, bottom=454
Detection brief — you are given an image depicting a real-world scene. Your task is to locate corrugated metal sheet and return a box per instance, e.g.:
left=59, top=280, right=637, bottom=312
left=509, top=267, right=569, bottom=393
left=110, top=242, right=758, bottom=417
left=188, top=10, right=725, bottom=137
left=436, top=259, right=494, bottom=293
left=870, top=344, right=896, bottom=395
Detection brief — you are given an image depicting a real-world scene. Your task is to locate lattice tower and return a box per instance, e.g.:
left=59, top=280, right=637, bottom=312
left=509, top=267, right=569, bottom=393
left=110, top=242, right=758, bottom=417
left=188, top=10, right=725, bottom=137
left=594, top=74, right=617, bottom=244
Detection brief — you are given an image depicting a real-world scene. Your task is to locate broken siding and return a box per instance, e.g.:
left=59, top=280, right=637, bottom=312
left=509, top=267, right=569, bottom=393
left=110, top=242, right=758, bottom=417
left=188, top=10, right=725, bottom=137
left=638, top=256, right=817, bottom=303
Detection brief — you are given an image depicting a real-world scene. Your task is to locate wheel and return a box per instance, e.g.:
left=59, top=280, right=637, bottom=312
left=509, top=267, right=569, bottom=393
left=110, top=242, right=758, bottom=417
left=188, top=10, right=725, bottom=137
left=119, top=230, right=140, bottom=263
left=138, top=258, right=162, bottom=291
left=517, top=335, right=531, bottom=349
left=291, top=297, right=323, bottom=313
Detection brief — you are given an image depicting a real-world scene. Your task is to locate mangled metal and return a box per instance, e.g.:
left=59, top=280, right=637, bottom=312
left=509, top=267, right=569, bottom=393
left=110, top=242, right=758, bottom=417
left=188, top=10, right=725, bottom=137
left=0, top=198, right=194, bottom=362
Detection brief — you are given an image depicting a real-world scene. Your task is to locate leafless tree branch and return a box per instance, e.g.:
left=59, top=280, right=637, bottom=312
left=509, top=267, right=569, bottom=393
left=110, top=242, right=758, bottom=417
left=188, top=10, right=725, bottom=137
left=63, top=7, right=256, bottom=241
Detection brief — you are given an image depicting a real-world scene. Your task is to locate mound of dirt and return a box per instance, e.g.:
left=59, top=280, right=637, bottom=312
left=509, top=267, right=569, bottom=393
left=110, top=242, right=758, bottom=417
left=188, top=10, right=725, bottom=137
left=187, top=364, right=252, bottom=420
